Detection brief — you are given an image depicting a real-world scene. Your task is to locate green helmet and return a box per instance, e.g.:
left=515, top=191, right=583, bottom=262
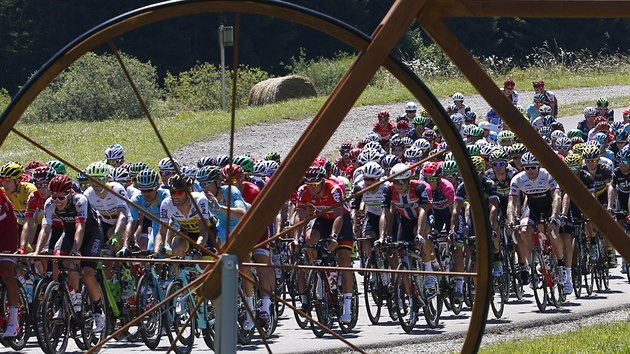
left=567, top=129, right=583, bottom=139
left=466, top=144, right=480, bottom=157
left=47, top=160, right=67, bottom=175
left=441, top=160, right=458, bottom=174
left=129, top=162, right=149, bottom=179
left=84, top=162, right=110, bottom=178
left=468, top=126, right=484, bottom=138
left=509, top=143, right=527, bottom=156
left=196, top=166, right=222, bottom=183
left=264, top=152, right=281, bottom=163
left=596, top=96, right=609, bottom=108
left=412, top=116, right=427, bottom=126
left=490, top=148, right=508, bottom=162
left=497, top=130, right=515, bottom=143
left=232, top=155, right=254, bottom=173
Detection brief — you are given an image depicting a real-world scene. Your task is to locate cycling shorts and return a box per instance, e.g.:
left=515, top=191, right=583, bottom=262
left=362, top=212, right=380, bottom=235
left=311, top=214, right=354, bottom=251
left=396, top=217, right=417, bottom=243
left=54, top=221, right=103, bottom=269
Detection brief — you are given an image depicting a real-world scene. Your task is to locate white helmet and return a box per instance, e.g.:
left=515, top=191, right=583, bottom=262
left=391, top=163, right=412, bottom=180
left=539, top=104, right=552, bottom=115
left=450, top=113, right=464, bottom=124
left=412, top=138, right=431, bottom=151
left=158, top=157, right=181, bottom=172
left=583, top=106, right=597, bottom=117
left=405, top=102, right=418, bottom=112
left=550, top=130, right=566, bottom=141
left=521, top=152, right=539, bottom=166
left=105, top=144, right=125, bottom=160
left=362, top=162, right=384, bottom=179
left=452, top=92, right=464, bottom=102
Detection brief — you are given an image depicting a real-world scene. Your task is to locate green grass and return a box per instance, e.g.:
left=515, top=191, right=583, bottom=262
left=3, top=64, right=630, bottom=174
left=559, top=95, right=630, bottom=118
left=479, top=318, right=630, bottom=353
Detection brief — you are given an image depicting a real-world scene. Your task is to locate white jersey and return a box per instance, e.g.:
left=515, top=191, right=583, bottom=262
left=160, top=192, right=211, bottom=234
left=83, top=182, right=128, bottom=225
left=509, top=168, right=558, bottom=213
left=351, top=178, right=387, bottom=215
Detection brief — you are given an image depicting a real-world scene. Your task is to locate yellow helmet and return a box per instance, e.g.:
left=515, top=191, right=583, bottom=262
left=0, top=162, right=23, bottom=180
left=564, top=154, right=583, bottom=168
left=471, top=156, right=486, bottom=172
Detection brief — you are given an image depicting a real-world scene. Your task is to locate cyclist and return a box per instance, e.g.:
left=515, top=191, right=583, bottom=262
left=532, top=80, right=557, bottom=117
left=158, top=157, right=181, bottom=189
left=335, top=142, right=354, bottom=175
left=21, top=165, right=56, bottom=256
left=1, top=163, right=37, bottom=233
left=525, top=93, right=545, bottom=123
left=507, top=152, right=562, bottom=287
left=451, top=92, right=470, bottom=115
left=38, top=174, right=105, bottom=332
left=502, top=78, right=519, bottom=106
left=296, top=165, right=355, bottom=324
left=399, top=101, right=418, bottom=122
left=596, top=96, right=615, bottom=123
left=373, top=111, right=395, bottom=150
left=577, top=107, right=598, bottom=140
left=0, top=183, right=20, bottom=338
left=508, top=143, right=527, bottom=172
left=105, top=143, right=125, bottom=168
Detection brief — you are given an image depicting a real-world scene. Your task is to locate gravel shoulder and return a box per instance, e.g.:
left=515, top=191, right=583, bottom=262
left=174, top=84, right=630, bottom=164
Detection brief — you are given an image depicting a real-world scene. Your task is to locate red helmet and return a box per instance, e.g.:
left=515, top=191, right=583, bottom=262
left=422, top=162, right=442, bottom=177
left=396, top=120, right=409, bottom=130
left=340, top=142, right=352, bottom=152
left=32, top=165, right=57, bottom=182
left=313, top=156, right=328, bottom=167
left=503, top=78, right=515, bottom=88
left=349, top=148, right=362, bottom=161
left=595, top=121, right=610, bottom=132
left=532, top=79, right=544, bottom=88
left=623, top=109, right=630, bottom=119
left=594, top=116, right=607, bottom=126
left=356, top=139, right=369, bottom=149
left=221, top=164, right=244, bottom=181
left=377, top=111, right=390, bottom=120
left=304, top=166, right=326, bottom=183
left=25, top=161, right=44, bottom=172
left=48, top=174, right=73, bottom=194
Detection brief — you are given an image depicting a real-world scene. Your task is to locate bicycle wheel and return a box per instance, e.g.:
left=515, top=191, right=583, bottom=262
left=339, top=272, right=359, bottom=333
left=598, top=238, right=611, bottom=291
left=547, top=257, right=562, bottom=309
left=464, top=253, right=476, bottom=309
left=2, top=282, right=31, bottom=351
left=33, top=276, right=50, bottom=353
left=201, top=300, right=215, bottom=350
left=422, top=275, right=443, bottom=328
left=80, top=285, right=108, bottom=352
left=584, top=249, right=595, bottom=296
left=258, top=295, right=278, bottom=339
left=530, top=248, right=548, bottom=312
left=490, top=271, right=506, bottom=319
left=363, top=257, right=382, bottom=324
left=307, top=270, right=331, bottom=338
left=236, top=289, right=253, bottom=345
left=41, top=281, right=70, bottom=354
left=136, top=273, right=162, bottom=350
left=289, top=264, right=309, bottom=329
left=571, top=236, right=583, bottom=299
left=394, top=263, right=417, bottom=333
left=165, top=280, right=195, bottom=354
left=508, top=250, right=523, bottom=301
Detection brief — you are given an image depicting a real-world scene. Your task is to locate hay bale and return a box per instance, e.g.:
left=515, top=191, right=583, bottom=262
left=248, top=75, right=317, bottom=106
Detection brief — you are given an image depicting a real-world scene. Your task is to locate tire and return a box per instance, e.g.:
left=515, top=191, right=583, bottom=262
left=363, top=258, right=382, bottom=325
left=80, top=285, right=107, bottom=352
left=584, top=252, right=594, bottom=296
left=201, top=300, right=215, bottom=350
left=490, top=272, right=506, bottom=319
left=571, top=236, right=583, bottom=299
left=236, top=289, right=253, bottom=345
left=33, top=276, right=50, bottom=353
left=508, top=251, right=523, bottom=301
left=136, top=274, right=162, bottom=350
left=289, top=265, right=309, bottom=329
left=120, top=270, right=140, bottom=343
left=547, top=257, right=561, bottom=309
left=41, top=281, right=70, bottom=354
left=422, top=274, right=443, bottom=328
left=531, top=248, right=548, bottom=312
left=464, top=252, right=476, bottom=309
left=307, top=270, right=331, bottom=338
left=2, top=283, right=31, bottom=351
left=274, top=278, right=286, bottom=317
left=339, top=272, right=359, bottom=333
left=165, top=280, right=195, bottom=354
left=394, top=262, right=417, bottom=334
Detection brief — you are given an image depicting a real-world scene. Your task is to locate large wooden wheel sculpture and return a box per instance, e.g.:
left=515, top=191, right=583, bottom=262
left=1, top=1, right=629, bottom=353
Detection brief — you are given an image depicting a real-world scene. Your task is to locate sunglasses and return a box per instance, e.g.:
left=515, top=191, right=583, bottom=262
left=425, top=176, right=439, bottom=182
left=569, top=166, right=581, bottom=171
left=307, top=181, right=321, bottom=187
left=492, top=161, right=507, bottom=167
left=557, top=146, right=570, bottom=151
left=35, top=182, right=49, bottom=188
left=444, top=172, right=458, bottom=178
left=523, top=166, right=538, bottom=171
left=363, top=177, right=376, bottom=183
left=140, top=188, right=156, bottom=194
left=585, top=159, right=598, bottom=163
left=160, top=171, right=174, bottom=177
left=393, top=179, right=409, bottom=185
left=51, top=194, right=69, bottom=201
left=107, top=158, right=122, bottom=165
left=170, top=189, right=187, bottom=197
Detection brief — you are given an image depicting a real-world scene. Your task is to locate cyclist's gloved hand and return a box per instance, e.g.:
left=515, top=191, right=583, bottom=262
left=116, top=247, right=130, bottom=258
left=373, top=238, right=383, bottom=247
left=16, top=245, right=27, bottom=255
left=164, top=242, right=173, bottom=256
left=415, top=234, right=426, bottom=246
left=108, top=233, right=120, bottom=249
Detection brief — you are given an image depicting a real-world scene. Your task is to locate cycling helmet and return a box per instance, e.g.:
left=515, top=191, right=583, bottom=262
left=567, top=129, right=584, bottom=139
left=521, top=152, right=539, bottom=166
left=109, top=167, right=130, bottom=183
left=618, top=147, right=630, bottom=161
left=422, top=129, right=437, bottom=141
left=592, top=132, right=609, bottom=146
left=571, top=143, right=586, bottom=155
left=358, top=149, right=383, bottom=165
left=47, top=160, right=66, bottom=174
left=452, top=92, right=464, bottom=102
left=615, top=129, right=629, bottom=142
left=509, top=143, right=527, bottom=156
left=396, top=120, right=410, bottom=131
left=438, top=141, right=449, bottom=151
left=221, top=163, right=244, bottom=181
left=252, top=161, right=267, bottom=177
left=196, top=166, right=222, bottom=183
left=539, top=126, right=552, bottom=137
left=450, top=113, right=464, bottom=125
left=555, top=137, right=572, bottom=150
left=517, top=105, right=525, bottom=114
left=403, top=147, right=423, bottom=161
left=349, top=148, right=362, bottom=161
left=471, top=156, right=486, bottom=172
left=539, top=105, right=552, bottom=116
left=596, top=96, right=609, bottom=108
left=262, top=160, right=279, bottom=176
left=488, top=131, right=499, bottom=145
left=365, top=132, right=380, bottom=142
left=136, top=169, right=160, bottom=189
left=181, top=165, right=198, bottom=180
left=461, top=125, right=471, bottom=137
left=503, top=79, right=515, bottom=88
left=232, top=155, right=254, bottom=173
left=541, top=114, right=555, bottom=127
left=304, top=166, right=326, bottom=183
left=84, top=162, right=110, bottom=178
left=583, top=106, right=597, bottom=117
left=464, top=111, right=477, bottom=123
left=168, top=174, right=193, bottom=190
left=497, top=130, right=515, bottom=143
left=391, top=163, right=412, bottom=180
left=624, top=109, right=630, bottom=120
left=363, top=141, right=382, bottom=151
left=412, top=138, right=431, bottom=151
left=215, top=155, right=231, bottom=167
left=550, top=121, right=565, bottom=132
left=382, top=154, right=401, bottom=169
left=442, top=160, right=458, bottom=174
left=490, top=148, right=508, bottom=162
left=399, top=137, right=414, bottom=148
left=129, top=162, right=149, bottom=178
left=197, top=156, right=216, bottom=168
left=612, top=121, right=624, bottom=132
left=595, top=121, right=610, bottom=132
left=550, top=130, right=566, bottom=141
left=405, top=102, right=418, bottom=112
left=422, top=162, right=442, bottom=177
left=466, top=144, right=480, bottom=157
left=25, top=161, right=44, bottom=173
left=444, top=152, right=455, bottom=161
left=0, top=162, right=23, bottom=180
left=468, top=126, right=484, bottom=138
left=104, top=144, right=125, bottom=160
left=532, top=80, right=545, bottom=88
left=582, top=146, right=600, bottom=159
left=362, top=162, right=384, bottom=179
left=48, top=174, right=73, bottom=194
left=32, top=165, right=57, bottom=182
left=264, top=151, right=281, bottom=163
left=76, top=171, right=87, bottom=183
left=411, top=115, right=427, bottom=126
left=564, top=154, right=583, bottom=168
left=479, top=144, right=497, bottom=158
left=533, top=93, right=544, bottom=102
left=158, top=157, right=181, bottom=172
left=377, top=111, right=390, bottom=120
left=446, top=104, right=458, bottom=114
left=339, top=143, right=352, bottom=156
left=390, top=137, right=404, bottom=149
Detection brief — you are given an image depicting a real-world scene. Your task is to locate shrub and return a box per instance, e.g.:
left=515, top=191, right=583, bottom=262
left=23, top=52, right=160, bottom=122
left=0, top=88, right=10, bottom=113
left=284, top=49, right=357, bottom=96
left=164, top=63, right=270, bottom=111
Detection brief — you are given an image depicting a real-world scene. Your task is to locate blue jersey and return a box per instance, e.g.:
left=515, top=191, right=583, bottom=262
left=129, top=188, right=171, bottom=238
left=216, top=185, right=248, bottom=243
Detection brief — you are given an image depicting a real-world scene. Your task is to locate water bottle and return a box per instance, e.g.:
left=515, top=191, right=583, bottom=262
left=272, top=252, right=282, bottom=279
left=377, top=257, right=385, bottom=269
left=24, top=276, right=34, bottom=304
left=543, top=254, right=551, bottom=271
left=121, top=268, right=135, bottom=301
left=327, top=271, right=338, bottom=291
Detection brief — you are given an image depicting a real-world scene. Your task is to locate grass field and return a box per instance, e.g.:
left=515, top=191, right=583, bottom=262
left=2, top=65, right=630, bottom=174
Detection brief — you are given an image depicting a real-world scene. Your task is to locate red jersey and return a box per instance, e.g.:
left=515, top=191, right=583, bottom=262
left=296, top=179, right=349, bottom=220
left=25, top=190, right=63, bottom=228
left=0, top=189, right=19, bottom=253
left=335, top=156, right=351, bottom=175
left=240, top=181, right=260, bottom=204
left=372, top=121, right=395, bottom=142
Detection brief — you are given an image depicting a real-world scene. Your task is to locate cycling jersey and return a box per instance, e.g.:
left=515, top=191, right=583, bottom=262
left=160, top=192, right=213, bottom=234
left=129, top=188, right=171, bottom=250
left=455, top=178, right=499, bottom=203
left=526, top=104, right=541, bottom=123
left=240, top=181, right=260, bottom=205
left=373, top=121, right=395, bottom=142
left=249, top=175, right=265, bottom=190
left=485, top=166, right=518, bottom=213
left=382, top=180, right=431, bottom=220
left=334, top=157, right=351, bottom=175
left=611, top=167, right=630, bottom=214
left=583, top=163, right=612, bottom=196
left=215, top=185, right=248, bottom=242
left=509, top=168, right=558, bottom=216
left=0, top=188, right=19, bottom=254
left=427, top=178, right=455, bottom=210
left=83, top=182, right=128, bottom=225
left=5, top=181, right=36, bottom=225
left=577, top=119, right=593, bottom=139
left=351, top=178, right=386, bottom=216
left=296, top=179, right=349, bottom=220
left=25, top=190, right=57, bottom=227
left=540, top=89, right=558, bottom=117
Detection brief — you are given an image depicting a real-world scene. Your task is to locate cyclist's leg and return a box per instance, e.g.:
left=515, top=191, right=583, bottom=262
left=253, top=234, right=274, bottom=319
left=0, top=216, right=19, bottom=336
left=336, top=214, right=354, bottom=321
left=361, top=212, right=379, bottom=264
